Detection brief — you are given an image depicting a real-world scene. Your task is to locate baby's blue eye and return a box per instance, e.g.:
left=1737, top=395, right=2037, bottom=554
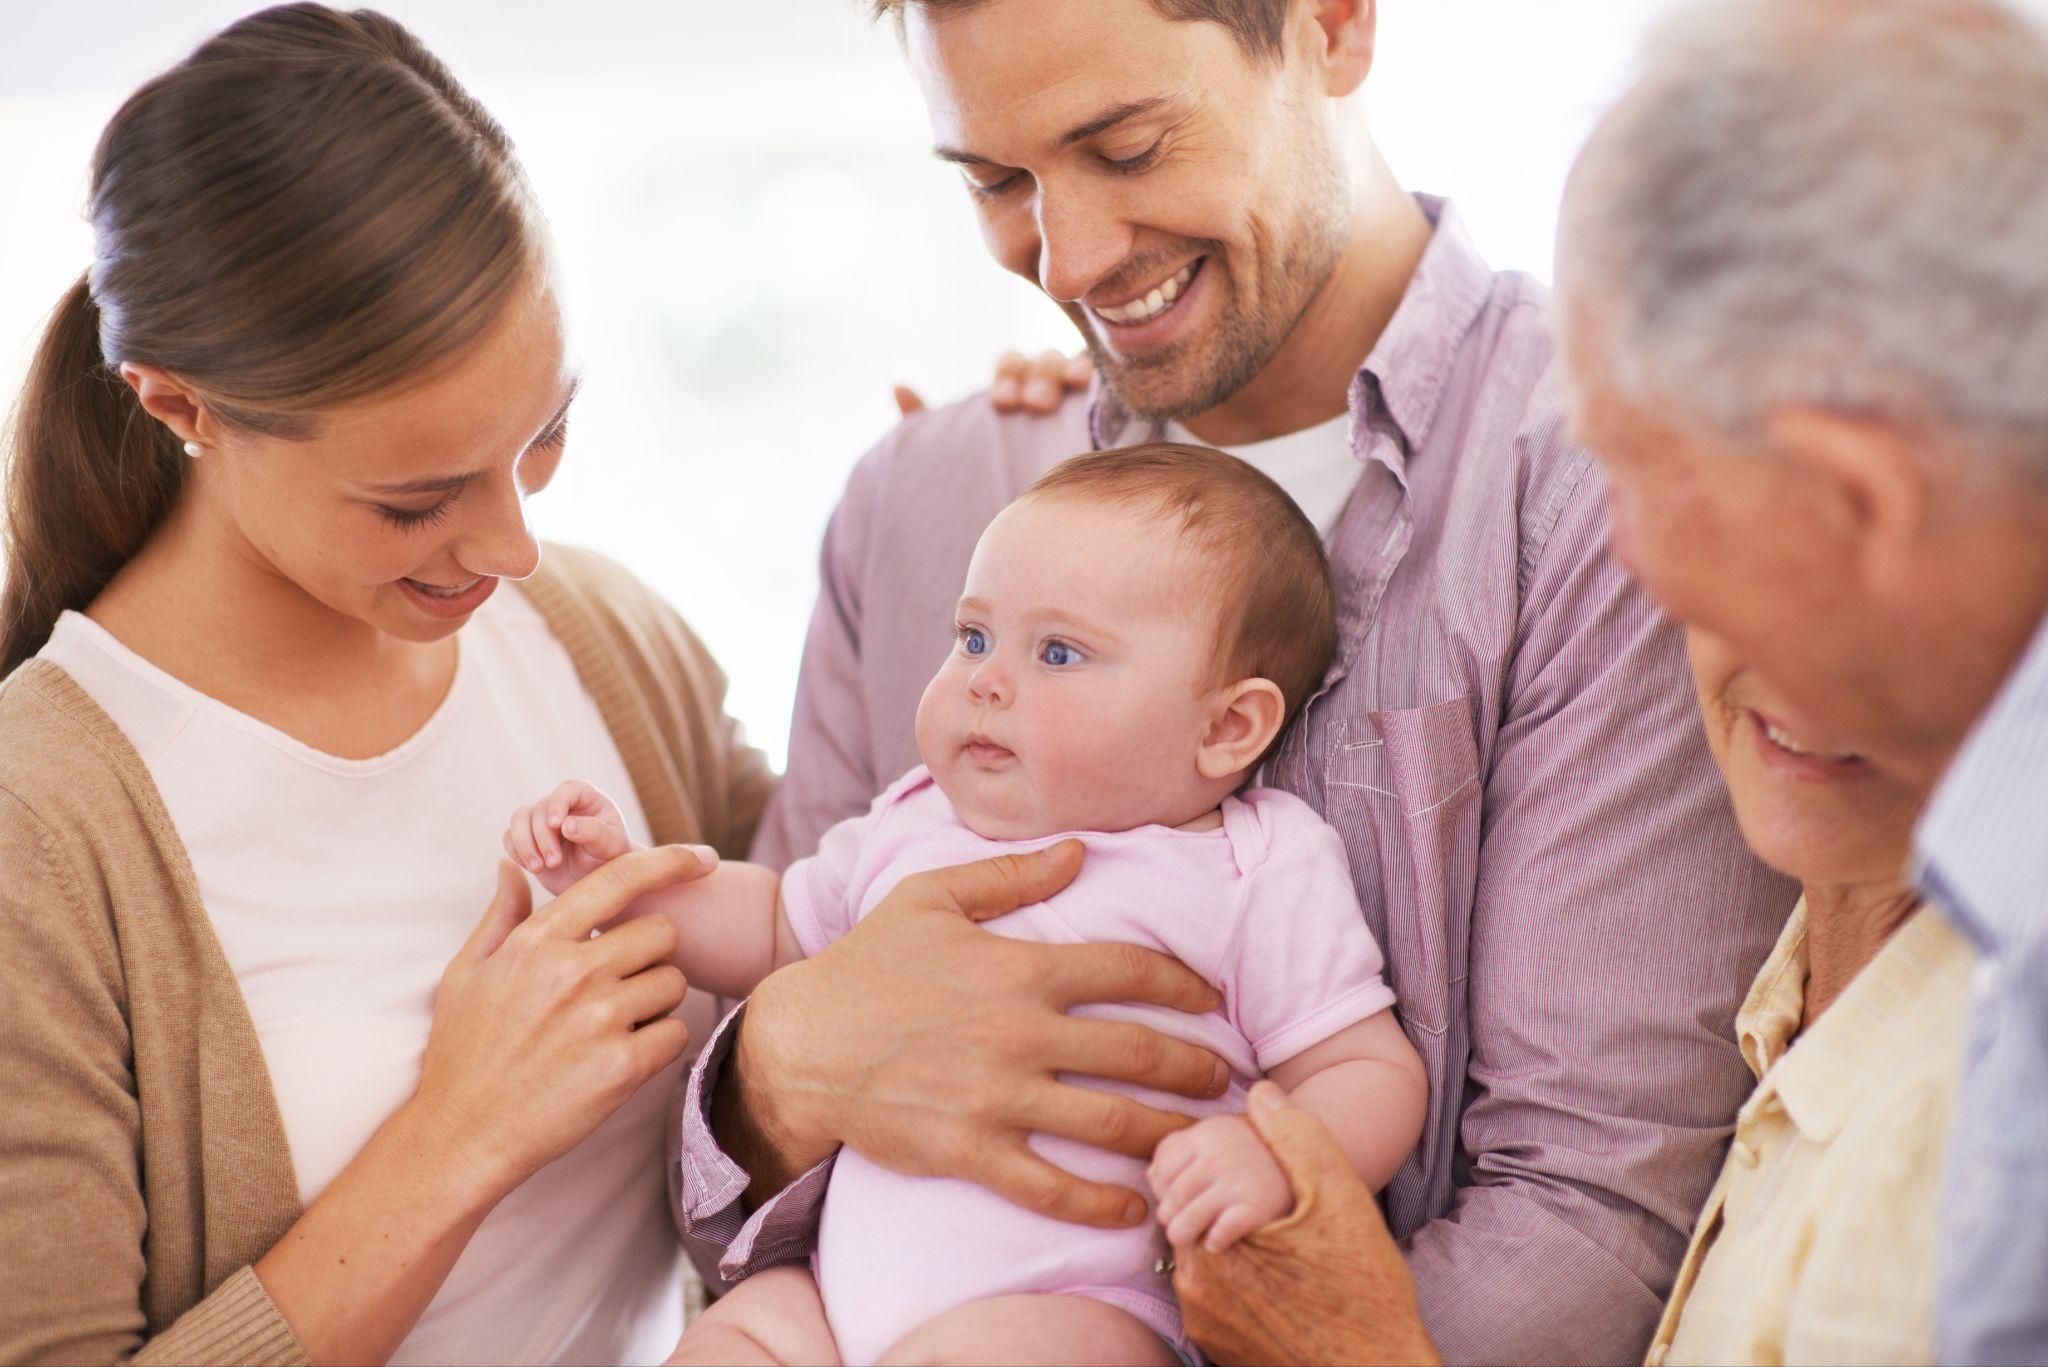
left=1040, top=641, right=1080, bottom=667
left=961, top=628, right=989, bottom=657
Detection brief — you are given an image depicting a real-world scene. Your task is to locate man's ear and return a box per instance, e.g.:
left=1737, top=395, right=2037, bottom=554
left=1197, top=678, right=1288, bottom=781
left=1765, top=407, right=1931, bottom=601
left=1302, top=0, right=1375, bottom=98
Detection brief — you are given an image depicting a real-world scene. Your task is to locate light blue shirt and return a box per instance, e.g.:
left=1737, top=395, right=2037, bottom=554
left=1917, top=609, right=2048, bottom=1367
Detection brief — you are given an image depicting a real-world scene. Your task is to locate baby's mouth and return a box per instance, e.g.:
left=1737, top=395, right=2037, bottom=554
left=964, top=735, right=1016, bottom=767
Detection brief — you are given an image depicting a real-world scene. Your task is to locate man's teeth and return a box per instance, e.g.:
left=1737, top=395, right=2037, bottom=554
left=1095, top=261, right=1197, bottom=325
left=1762, top=719, right=1861, bottom=762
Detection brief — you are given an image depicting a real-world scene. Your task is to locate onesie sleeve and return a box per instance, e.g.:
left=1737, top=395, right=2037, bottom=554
left=777, top=765, right=928, bottom=957
left=1221, top=800, right=1398, bottom=1072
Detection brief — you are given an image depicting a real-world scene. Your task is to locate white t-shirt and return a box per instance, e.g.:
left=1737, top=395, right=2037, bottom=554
left=41, top=588, right=687, bottom=1367
left=1164, top=412, right=1360, bottom=534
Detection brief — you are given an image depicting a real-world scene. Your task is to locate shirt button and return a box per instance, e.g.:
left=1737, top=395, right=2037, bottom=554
left=1733, top=1139, right=1760, bottom=1168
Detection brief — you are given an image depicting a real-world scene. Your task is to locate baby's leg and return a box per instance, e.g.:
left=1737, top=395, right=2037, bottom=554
left=874, top=1293, right=1179, bottom=1367
left=666, top=1265, right=841, bottom=1367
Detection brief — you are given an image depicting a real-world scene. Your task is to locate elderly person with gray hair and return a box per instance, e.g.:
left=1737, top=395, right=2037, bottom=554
left=1153, top=1, right=2048, bottom=1363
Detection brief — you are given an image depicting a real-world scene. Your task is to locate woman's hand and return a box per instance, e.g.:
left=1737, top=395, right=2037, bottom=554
left=1173, top=1082, right=1441, bottom=1367
left=893, top=349, right=1094, bottom=418
left=719, top=841, right=1233, bottom=1227
left=254, top=846, right=713, bottom=1365
left=412, top=848, right=711, bottom=1197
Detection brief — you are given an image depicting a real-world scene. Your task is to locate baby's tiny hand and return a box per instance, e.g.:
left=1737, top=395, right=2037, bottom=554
left=1147, top=1112, right=1295, bottom=1254
left=504, top=779, right=634, bottom=897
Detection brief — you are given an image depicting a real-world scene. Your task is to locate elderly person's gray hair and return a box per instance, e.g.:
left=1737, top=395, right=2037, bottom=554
left=1557, top=0, right=2048, bottom=464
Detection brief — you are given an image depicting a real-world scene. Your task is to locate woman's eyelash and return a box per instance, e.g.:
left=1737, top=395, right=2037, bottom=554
left=533, top=417, right=570, bottom=451
left=376, top=488, right=463, bottom=532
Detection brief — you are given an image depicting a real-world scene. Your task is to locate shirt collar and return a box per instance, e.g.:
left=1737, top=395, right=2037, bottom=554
left=1736, top=897, right=1809, bottom=1082
left=1752, top=903, right=1953, bottom=1146
left=1914, top=605, right=2048, bottom=955
left=1090, top=194, right=1497, bottom=490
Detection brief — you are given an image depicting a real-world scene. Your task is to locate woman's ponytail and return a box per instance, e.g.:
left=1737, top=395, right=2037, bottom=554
left=2, top=275, right=182, bottom=676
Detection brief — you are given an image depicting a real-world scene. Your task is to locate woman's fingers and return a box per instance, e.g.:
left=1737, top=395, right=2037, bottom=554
left=1064, top=351, right=1095, bottom=389
left=589, top=910, right=681, bottom=978
left=462, top=859, right=535, bottom=961
left=1044, top=1016, right=1230, bottom=1103
left=608, top=962, right=688, bottom=1029
left=541, top=844, right=715, bottom=940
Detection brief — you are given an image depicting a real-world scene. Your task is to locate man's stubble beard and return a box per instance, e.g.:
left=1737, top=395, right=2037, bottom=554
left=1081, top=136, right=1355, bottom=429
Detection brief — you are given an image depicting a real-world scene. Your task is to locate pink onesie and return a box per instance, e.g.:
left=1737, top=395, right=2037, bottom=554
left=781, top=767, right=1398, bottom=1364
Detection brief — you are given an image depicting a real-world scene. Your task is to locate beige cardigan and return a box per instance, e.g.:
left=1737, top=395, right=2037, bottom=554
left=0, top=545, right=774, bottom=1365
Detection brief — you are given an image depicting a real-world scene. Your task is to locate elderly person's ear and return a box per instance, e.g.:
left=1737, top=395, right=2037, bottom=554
left=1764, top=409, right=1935, bottom=592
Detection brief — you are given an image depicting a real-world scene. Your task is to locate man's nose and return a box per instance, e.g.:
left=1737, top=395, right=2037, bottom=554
left=1034, top=178, right=1135, bottom=305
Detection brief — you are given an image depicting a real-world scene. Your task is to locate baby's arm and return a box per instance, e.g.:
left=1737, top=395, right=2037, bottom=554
left=504, top=781, right=804, bottom=999
left=1147, top=1007, right=1426, bottom=1253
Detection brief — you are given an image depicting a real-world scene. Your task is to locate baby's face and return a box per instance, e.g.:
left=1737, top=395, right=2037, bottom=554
left=915, top=495, right=1226, bottom=840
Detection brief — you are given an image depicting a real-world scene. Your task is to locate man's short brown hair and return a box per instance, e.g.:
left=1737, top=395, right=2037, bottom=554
left=1022, top=442, right=1336, bottom=729
left=865, top=0, right=1289, bottom=62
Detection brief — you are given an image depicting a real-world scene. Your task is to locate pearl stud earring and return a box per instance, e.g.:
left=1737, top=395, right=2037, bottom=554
left=182, top=441, right=202, bottom=458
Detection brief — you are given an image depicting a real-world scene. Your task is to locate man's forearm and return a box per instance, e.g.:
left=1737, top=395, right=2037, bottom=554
left=710, top=972, right=837, bottom=1208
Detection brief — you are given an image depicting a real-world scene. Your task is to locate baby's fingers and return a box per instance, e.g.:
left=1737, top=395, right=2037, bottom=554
left=1164, top=1185, right=1230, bottom=1250
left=506, top=806, right=546, bottom=873
left=562, top=813, right=629, bottom=861
left=1202, top=1201, right=1268, bottom=1254
left=529, top=803, right=565, bottom=870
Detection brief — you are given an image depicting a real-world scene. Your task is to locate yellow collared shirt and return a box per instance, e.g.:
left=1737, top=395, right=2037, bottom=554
left=1647, top=899, right=1973, bottom=1367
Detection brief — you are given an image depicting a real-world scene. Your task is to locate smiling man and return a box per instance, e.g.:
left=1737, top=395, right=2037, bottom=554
left=675, top=2, right=1794, bottom=1362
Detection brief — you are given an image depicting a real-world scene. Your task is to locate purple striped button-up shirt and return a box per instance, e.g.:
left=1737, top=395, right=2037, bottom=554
left=678, top=199, right=1797, bottom=1365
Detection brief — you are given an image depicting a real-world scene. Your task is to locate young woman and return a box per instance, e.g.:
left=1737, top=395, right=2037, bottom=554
left=0, top=7, right=769, bottom=1363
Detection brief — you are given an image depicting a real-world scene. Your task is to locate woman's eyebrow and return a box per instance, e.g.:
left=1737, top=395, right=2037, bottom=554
left=364, top=377, right=581, bottom=496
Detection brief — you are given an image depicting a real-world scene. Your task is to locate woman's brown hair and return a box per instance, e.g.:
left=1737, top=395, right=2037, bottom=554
left=0, top=4, right=544, bottom=675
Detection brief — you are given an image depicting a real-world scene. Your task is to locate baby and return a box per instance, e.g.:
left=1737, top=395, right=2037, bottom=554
left=506, top=443, right=1426, bottom=1366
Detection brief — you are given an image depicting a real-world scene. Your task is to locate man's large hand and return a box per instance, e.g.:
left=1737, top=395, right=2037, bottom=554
left=721, top=840, right=1230, bottom=1228
left=1174, top=1082, right=1441, bottom=1366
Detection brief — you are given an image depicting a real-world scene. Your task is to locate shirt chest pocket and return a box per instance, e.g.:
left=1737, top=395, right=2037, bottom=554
left=1322, top=696, right=1481, bottom=1036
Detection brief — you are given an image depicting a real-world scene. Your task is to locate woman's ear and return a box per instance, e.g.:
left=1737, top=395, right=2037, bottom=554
left=119, top=363, right=214, bottom=449
left=1197, top=679, right=1288, bottom=782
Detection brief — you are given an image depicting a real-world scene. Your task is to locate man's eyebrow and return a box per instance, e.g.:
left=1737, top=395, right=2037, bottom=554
left=932, top=97, right=1172, bottom=166
left=363, top=377, right=581, bottom=496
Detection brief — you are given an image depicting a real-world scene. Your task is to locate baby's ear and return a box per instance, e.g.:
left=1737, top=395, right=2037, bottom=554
left=1197, top=678, right=1287, bottom=781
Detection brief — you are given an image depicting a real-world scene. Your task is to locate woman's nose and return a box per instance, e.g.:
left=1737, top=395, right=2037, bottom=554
left=458, top=478, right=542, bottom=581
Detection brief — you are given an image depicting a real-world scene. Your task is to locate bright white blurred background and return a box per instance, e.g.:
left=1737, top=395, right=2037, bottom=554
left=0, top=0, right=1675, bottom=766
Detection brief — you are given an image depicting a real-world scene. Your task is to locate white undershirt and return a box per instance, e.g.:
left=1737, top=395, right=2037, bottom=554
left=1164, top=411, right=1361, bottom=534
left=41, top=589, right=686, bottom=1367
